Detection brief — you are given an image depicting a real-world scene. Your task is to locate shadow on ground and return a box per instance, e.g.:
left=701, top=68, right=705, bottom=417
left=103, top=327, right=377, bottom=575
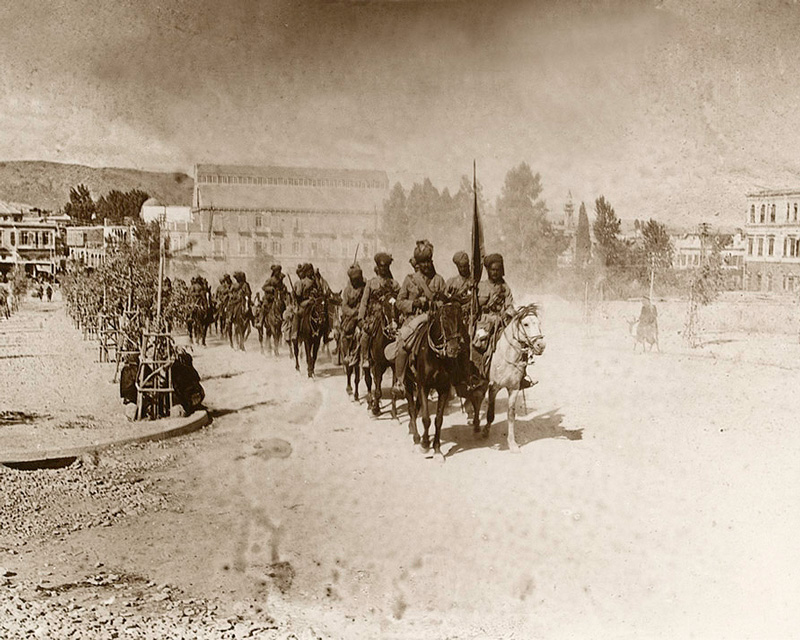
left=442, top=408, right=582, bottom=458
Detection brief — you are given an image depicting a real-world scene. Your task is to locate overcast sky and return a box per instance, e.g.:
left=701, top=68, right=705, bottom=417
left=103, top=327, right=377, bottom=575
left=2, top=0, right=800, bottom=225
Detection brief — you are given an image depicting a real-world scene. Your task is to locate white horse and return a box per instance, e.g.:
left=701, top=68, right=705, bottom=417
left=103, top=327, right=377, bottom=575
left=467, top=304, right=546, bottom=453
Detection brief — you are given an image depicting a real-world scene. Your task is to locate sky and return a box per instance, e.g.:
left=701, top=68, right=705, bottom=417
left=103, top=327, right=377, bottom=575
left=2, top=0, right=800, bottom=227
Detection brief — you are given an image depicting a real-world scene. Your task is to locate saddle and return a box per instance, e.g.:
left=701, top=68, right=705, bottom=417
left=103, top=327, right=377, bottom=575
left=384, top=312, right=429, bottom=362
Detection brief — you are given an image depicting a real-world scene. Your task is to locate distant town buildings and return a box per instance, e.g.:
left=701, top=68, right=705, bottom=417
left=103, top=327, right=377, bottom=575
left=0, top=201, right=66, bottom=277
left=65, top=222, right=135, bottom=268
left=744, top=188, right=800, bottom=292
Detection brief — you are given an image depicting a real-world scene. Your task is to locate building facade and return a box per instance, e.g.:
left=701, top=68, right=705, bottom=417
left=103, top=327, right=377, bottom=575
left=0, top=201, right=64, bottom=276
left=187, top=164, right=388, bottom=287
left=673, top=230, right=745, bottom=290
left=744, top=189, right=800, bottom=292
left=66, top=223, right=135, bottom=268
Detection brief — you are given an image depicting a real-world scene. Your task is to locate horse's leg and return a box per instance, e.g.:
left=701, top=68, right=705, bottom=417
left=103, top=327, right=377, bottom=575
left=507, top=388, right=520, bottom=453
left=419, top=377, right=431, bottom=452
left=371, top=365, right=382, bottom=416
left=346, top=365, right=353, bottom=395
left=353, top=363, right=360, bottom=402
left=293, top=340, right=300, bottom=371
left=257, top=324, right=264, bottom=353
left=407, top=383, right=420, bottom=445
left=470, top=389, right=484, bottom=434
left=482, top=385, right=498, bottom=439
left=390, top=366, right=398, bottom=420
left=305, top=339, right=314, bottom=378
left=432, top=385, right=448, bottom=462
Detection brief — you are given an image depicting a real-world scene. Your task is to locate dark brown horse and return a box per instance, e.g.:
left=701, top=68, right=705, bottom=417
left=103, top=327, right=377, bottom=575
left=403, top=302, right=464, bottom=461
left=187, top=293, right=213, bottom=346
left=296, top=295, right=327, bottom=377
left=339, top=313, right=367, bottom=401
left=254, top=290, right=285, bottom=356
left=365, top=295, right=397, bottom=419
left=227, top=288, right=252, bottom=351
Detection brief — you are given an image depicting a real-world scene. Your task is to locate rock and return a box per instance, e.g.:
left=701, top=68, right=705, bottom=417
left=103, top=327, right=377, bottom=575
left=170, top=405, right=186, bottom=419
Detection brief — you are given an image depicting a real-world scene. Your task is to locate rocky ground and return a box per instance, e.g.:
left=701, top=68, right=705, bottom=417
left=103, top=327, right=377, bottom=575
left=1, top=292, right=799, bottom=639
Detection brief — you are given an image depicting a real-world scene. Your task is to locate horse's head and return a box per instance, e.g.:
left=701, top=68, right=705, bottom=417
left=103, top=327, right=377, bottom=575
left=431, top=302, right=463, bottom=359
left=515, top=304, right=545, bottom=357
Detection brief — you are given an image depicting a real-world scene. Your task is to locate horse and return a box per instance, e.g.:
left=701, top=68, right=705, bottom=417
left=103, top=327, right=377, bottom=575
left=365, top=295, right=397, bottom=418
left=403, top=302, right=464, bottom=462
left=227, top=288, right=252, bottom=351
left=254, top=291, right=286, bottom=356
left=339, top=313, right=366, bottom=401
left=296, top=295, right=327, bottom=377
left=252, top=292, right=270, bottom=353
left=187, top=293, right=213, bottom=346
left=465, top=304, right=546, bottom=454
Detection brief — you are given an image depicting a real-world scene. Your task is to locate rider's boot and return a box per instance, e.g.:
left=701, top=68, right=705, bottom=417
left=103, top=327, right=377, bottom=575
left=519, top=369, right=538, bottom=390
left=392, top=348, right=408, bottom=395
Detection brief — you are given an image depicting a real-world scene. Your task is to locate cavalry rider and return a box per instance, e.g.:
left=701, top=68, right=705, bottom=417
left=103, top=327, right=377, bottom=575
left=473, top=253, right=534, bottom=389
left=445, top=251, right=474, bottom=317
left=215, top=274, right=233, bottom=329
left=262, top=264, right=287, bottom=302
left=292, top=263, right=320, bottom=334
left=231, top=271, right=253, bottom=316
left=340, top=262, right=366, bottom=364
left=357, top=252, right=401, bottom=373
left=392, top=240, right=448, bottom=394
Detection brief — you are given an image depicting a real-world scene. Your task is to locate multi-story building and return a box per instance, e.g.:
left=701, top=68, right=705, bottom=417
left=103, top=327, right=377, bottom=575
left=0, top=201, right=62, bottom=276
left=744, top=189, right=800, bottom=292
left=65, top=222, right=135, bottom=268
left=673, top=229, right=745, bottom=290
left=189, top=164, right=388, bottom=287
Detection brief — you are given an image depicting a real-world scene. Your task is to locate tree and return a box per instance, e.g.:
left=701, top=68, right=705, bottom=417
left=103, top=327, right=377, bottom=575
left=683, top=225, right=727, bottom=347
left=496, top=162, right=567, bottom=282
left=592, top=195, right=624, bottom=268
left=633, top=219, right=673, bottom=282
left=96, top=189, right=150, bottom=224
left=382, top=182, right=408, bottom=247
left=575, top=202, right=592, bottom=268
left=64, top=184, right=96, bottom=224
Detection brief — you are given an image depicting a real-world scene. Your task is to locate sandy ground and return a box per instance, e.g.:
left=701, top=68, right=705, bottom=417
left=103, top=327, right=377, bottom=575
left=2, top=292, right=800, bottom=639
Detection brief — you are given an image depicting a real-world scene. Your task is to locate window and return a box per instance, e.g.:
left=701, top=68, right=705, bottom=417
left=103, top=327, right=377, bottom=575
left=758, top=237, right=764, bottom=256
left=768, top=237, right=775, bottom=256
left=756, top=274, right=762, bottom=290
left=770, top=204, right=776, bottom=222
left=254, top=241, right=263, bottom=255
left=20, top=231, right=29, bottom=246
left=213, top=238, right=223, bottom=256
left=292, top=241, right=300, bottom=255
left=748, top=237, right=753, bottom=255
left=750, top=205, right=755, bottom=223
left=255, top=214, right=262, bottom=228
left=9, top=232, right=14, bottom=246
left=760, top=205, right=765, bottom=223
left=41, top=232, right=49, bottom=246
left=795, top=204, right=798, bottom=222
left=767, top=273, right=773, bottom=291
left=784, top=237, right=789, bottom=256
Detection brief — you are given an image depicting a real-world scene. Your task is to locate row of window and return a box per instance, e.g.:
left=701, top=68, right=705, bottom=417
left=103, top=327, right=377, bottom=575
left=745, top=272, right=800, bottom=292
left=749, top=202, right=800, bottom=224
left=198, top=174, right=386, bottom=189
left=746, top=235, right=800, bottom=257
left=209, top=236, right=371, bottom=260
left=206, top=212, right=371, bottom=236
left=0, top=230, right=52, bottom=248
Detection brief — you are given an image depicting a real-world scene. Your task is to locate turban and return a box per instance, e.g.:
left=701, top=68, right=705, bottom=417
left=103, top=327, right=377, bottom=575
left=348, top=263, right=363, bottom=279
left=452, top=251, right=469, bottom=267
left=270, top=264, right=282, bottom=275
left=413, top=239, right=434, bottom=263
left=374, top=252, right=393, bottom=267
left=483, top=253, right=504, bottom=269
left=220, top=274, right=232, bottom=284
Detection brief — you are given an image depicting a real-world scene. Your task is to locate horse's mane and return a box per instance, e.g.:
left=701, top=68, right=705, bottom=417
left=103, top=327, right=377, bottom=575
left=513, top=303, right=540, bottom=319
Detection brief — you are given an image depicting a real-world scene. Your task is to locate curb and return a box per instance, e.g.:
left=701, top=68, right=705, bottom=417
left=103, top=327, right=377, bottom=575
left=0, top=409, right=212, bottom=470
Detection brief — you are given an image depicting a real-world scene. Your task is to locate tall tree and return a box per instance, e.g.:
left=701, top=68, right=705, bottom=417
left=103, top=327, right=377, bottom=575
left=96, top=189, right=150, bottom=224
left=64, top=184, right=96, bottom=224
left=592, top=195, right=624, bottom=268
left=575, top=201, right=592, bottom=268
left=382, top=182, right=408, bottom=247
left=496, top=162, right=567, bottom=282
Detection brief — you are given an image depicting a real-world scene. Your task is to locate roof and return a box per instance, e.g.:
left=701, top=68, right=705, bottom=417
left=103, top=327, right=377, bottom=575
left=195, top=164, right=388, bottom=185
left=142, top=197, right=163, bottom=207
left=746, top=188, right=800, bottom=198
left=0, top=201, right=35, bottom=215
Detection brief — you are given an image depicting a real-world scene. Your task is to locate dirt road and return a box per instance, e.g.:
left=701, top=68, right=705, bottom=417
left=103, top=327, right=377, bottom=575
left=2, top=297, right=799, bottom=638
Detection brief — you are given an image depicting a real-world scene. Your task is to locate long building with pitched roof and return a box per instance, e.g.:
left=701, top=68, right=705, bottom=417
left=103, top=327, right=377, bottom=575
left=173, top=164, right=388, bottom=287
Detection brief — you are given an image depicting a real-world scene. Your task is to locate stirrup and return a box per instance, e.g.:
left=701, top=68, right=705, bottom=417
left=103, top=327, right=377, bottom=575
left=519, top=375, right=538, bottom=390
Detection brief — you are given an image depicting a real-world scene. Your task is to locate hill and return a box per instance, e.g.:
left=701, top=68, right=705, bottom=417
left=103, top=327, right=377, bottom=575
left=0, top=161, right=193, bottom=212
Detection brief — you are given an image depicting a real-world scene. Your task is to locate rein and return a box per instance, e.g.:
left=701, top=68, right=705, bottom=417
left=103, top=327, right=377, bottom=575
left=502, top=305, right=543, bottom=370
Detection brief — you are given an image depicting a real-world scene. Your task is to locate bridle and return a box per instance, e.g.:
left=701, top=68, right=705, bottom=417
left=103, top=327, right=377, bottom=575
left=428, top=302, right=461, bottom=359
left=503, top=304, right=544, bottom=369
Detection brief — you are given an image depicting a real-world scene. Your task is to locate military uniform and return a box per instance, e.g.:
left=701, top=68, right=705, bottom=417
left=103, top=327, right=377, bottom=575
left=341, top=265, right=366, bottom=366
left=357, top=255, right=400, bottom=371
